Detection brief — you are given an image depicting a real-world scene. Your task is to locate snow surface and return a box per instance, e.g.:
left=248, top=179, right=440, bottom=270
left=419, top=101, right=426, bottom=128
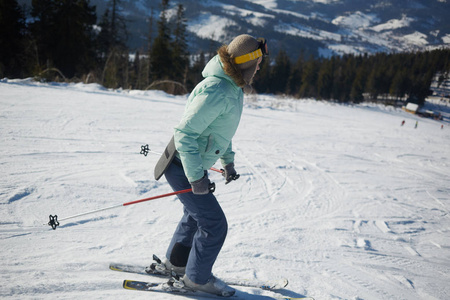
left=1, top=79, right=450, bottom=299
left=187, top=12, right=237, bottom=41
left=370, top=15, right=414, bottom=33
left=274, top=22, right=341, bottom=42
left=398, top=31, right=429, bottom=47
left=332, top=12, right=379, bottom=29
left=244, top=0, right=278, bottom=10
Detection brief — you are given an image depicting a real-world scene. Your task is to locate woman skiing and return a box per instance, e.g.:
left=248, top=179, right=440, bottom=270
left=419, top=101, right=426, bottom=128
left=153, top=34, right=268, bottom=297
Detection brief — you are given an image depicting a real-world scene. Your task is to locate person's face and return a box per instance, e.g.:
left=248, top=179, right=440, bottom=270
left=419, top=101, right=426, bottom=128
left=248, top=57, right=263, bottom=85
left=254, top=57, right=263, bottom=76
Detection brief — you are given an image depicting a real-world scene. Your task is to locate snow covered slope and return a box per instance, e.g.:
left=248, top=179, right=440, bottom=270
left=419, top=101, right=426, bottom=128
left=1, top=79, right=450, bottom=299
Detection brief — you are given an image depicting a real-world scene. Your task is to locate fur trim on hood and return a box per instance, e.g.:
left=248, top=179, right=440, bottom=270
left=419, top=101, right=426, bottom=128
left=218, top=45, right=246, bottom=88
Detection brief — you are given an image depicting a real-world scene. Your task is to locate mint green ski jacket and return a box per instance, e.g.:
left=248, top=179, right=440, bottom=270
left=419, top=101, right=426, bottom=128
left=174, top=55, right=244, bottom=182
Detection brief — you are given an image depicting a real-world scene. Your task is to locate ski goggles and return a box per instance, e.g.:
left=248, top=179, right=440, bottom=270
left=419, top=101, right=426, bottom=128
left=234, top=37, right=269, bottom=65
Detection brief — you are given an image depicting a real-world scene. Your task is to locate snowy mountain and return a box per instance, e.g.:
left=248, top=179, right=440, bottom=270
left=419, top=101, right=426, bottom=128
left=17, top=0, right=450, bottom=58
left=1, top=79, right=450, bottom=299
left=92, top=0, right=450, bottom=58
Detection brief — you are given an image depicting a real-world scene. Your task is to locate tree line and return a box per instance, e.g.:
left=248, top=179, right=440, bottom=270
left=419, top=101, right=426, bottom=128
left=0, top=0, right=207, bottom=93
left=1, top=0, right=449, bottom=104
left=254, top=48, right=450, bottom=105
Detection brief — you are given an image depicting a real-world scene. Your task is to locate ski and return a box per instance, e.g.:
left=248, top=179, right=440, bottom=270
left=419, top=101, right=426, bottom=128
left=123, top=279, right=314, bottom=300
left=110, top=255, right=289, bottom=291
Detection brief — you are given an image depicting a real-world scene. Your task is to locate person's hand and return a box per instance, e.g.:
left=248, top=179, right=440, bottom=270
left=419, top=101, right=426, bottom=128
left=190, top=174, right=215, bottom=195
left=222, top=163, right=240, bottom=184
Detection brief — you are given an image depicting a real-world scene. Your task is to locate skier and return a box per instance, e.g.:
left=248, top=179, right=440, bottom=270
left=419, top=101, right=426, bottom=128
left=153, top=34, right=268, bottom=297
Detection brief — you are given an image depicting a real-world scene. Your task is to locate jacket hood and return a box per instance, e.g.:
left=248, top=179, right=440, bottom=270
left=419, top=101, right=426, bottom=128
left=202, top=53, right=245, bottom=91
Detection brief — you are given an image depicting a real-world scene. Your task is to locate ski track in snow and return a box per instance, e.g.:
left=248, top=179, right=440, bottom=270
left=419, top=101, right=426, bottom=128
left=1, top=79, right=450, bottom=299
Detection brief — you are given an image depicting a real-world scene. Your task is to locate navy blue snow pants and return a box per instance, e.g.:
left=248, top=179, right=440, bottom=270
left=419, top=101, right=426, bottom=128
left=164, top=158, right=228, bottom=284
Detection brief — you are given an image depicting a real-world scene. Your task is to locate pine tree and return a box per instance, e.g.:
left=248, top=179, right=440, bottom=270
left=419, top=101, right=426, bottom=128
left=299, top=56, right=318, bottom=98
left=286, top=53, right=304, bottom=96
left=171, top=4, right=189, bottom=84
left=97, top=9, right=113, bottom=58
left=109, top=0, right=128, bottom=50
left=142, top=6, right=155, bottom=89
left=365, top=54, right=388, bottom=100
left=331, top=58, right=344, bottom=101
left=98, top=0, right=129, bottom=88
left=30, top=0, right=97, bottom=78
left=96, top=0, right=129, bottom=57
left=0, top=0, right=27, bottom=77
left=271, top=49, right=291, bottom=94
left=317, top=57, right=334, bottom=100
left=151, top=0, right=173, bottom=81
left=389, top=70, right=409, bottom=99
left=350, top=63, right=367, bottom=103
left=340, top=55, right=358, bottom=102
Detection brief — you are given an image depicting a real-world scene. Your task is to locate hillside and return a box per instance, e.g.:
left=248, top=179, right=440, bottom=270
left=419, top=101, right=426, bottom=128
left=1, top=79, right=450, bottom=299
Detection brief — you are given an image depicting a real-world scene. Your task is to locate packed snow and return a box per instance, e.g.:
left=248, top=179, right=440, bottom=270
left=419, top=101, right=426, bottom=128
left=1, top=79, right=450, bottom=299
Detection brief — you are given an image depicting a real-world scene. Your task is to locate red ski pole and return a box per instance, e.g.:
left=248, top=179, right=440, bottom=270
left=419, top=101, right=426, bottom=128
left=123, top=188, right=192, bottom=206
left=47, top=188, right=193, bottom=230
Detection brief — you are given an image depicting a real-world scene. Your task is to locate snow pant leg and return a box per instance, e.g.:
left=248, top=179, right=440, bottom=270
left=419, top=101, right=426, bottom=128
left=165, top=207, right=197, bottom=267
left=164, top=159, right=228, bottom=284
left=164, top=161, right=197, bottom=266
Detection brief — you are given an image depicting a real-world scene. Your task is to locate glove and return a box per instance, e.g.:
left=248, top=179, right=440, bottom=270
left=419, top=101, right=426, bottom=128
left=190, top=173, right=215, bottom=195
left=222, top=163, right=240, bottom=184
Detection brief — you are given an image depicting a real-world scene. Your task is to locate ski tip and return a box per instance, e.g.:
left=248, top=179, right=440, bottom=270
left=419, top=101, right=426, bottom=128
left=123, top=279, right=161, bottom=292
left=123, top=280, right=136, bottom=290
left=269, top=278, right=289, bottom=290
left=277, top=297, right=314, bottom=300
left=282, top=278, right=289, bottom=288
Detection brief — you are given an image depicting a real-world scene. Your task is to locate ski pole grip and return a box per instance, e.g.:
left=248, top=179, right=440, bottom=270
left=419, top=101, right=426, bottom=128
left=208, top=182, right=216, bottom=193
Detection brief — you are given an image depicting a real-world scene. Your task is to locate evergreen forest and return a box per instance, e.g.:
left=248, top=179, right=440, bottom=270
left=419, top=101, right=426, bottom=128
left=1, top=0, right=449, bottom=105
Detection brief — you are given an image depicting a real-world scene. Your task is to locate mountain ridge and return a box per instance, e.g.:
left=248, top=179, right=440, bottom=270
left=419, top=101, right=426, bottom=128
left=108, top=0, right=450, bottom=58
left=18, top=0, right=450, bottom=58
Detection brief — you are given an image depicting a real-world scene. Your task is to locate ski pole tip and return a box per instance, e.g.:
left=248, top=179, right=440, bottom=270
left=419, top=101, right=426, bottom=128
left=140, top=144, right=150, bottom=156
left=48, top=215, right=60, bottom=230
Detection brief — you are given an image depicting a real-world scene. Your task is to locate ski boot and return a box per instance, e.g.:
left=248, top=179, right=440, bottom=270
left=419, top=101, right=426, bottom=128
left=146, top=254, right=186, bottom=277
left=182, top=274, right=236, bottom=297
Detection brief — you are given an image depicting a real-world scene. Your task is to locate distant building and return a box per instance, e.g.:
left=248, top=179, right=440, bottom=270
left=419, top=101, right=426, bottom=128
left=403, top=102, right=442, bottom=120
left=429, top=72, right=450, bottom=100
left=404, top=103, right=419, bottom=113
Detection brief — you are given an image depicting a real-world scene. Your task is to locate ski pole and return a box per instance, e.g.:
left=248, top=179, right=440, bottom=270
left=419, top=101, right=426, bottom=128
left=140, top=144, right=223, bottom=174
left=47, top=188, right=197, bottom=230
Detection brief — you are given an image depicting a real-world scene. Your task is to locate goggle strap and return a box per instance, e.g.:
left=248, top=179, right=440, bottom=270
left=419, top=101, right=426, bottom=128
left=234, top=49, right=263, bottom=65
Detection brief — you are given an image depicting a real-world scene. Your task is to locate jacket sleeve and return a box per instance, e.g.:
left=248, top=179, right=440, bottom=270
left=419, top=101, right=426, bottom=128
left=174, top=89, right=227, bottom=182
left=220, top=141, right=235, bottom=167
